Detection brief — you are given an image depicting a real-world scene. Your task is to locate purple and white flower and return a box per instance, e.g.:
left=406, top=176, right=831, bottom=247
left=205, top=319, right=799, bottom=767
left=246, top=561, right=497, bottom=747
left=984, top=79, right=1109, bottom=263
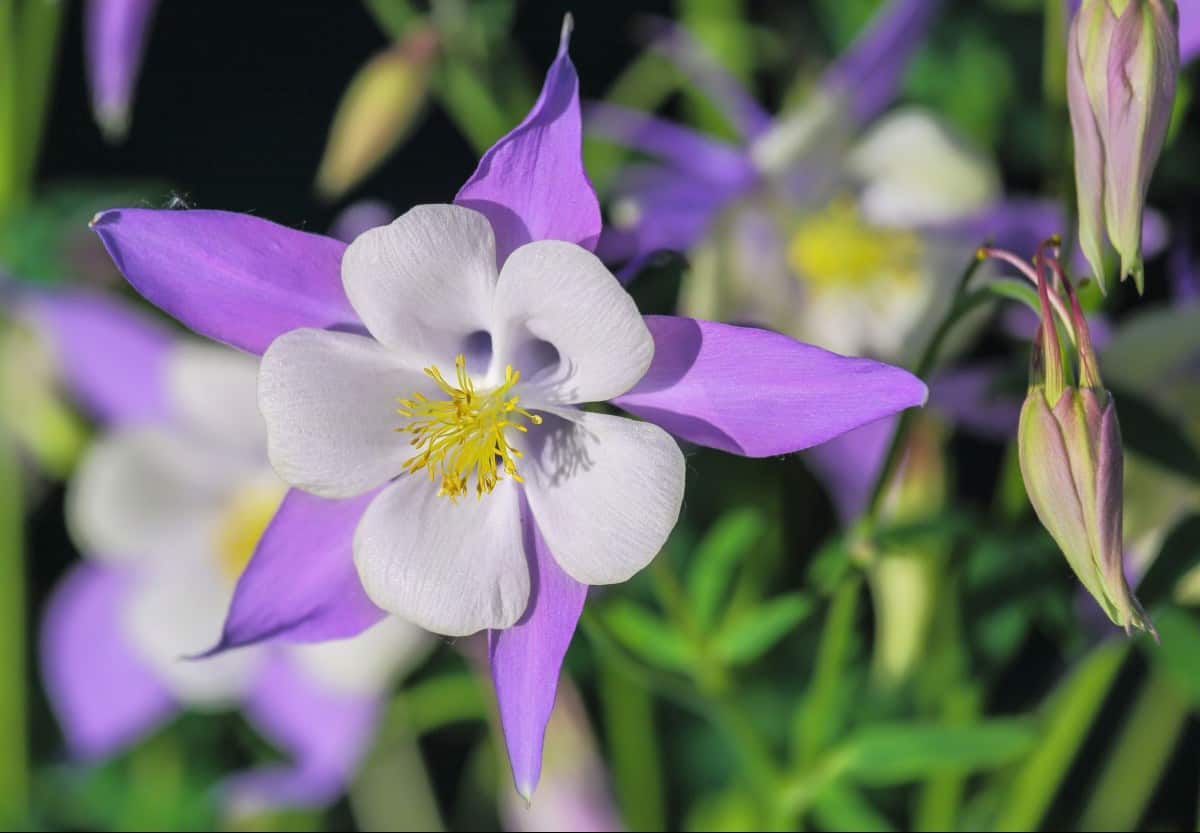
left=89, top=19, right=928, bottom=799
left=32, top=292, right=430, bottom=812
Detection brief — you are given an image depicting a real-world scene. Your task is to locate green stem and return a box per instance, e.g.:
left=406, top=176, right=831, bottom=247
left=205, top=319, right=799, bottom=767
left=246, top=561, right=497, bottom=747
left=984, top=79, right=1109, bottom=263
left=0, top=432, right=25, bottom=827
left=793, top=577, right=860, bottom=768
left=1078, top=667, right=1189, bottom=831
left=863, top=258, right=988, bottom=526
left=0, top=1, right=21, bottom=218
left=994, top=641, right=1128, bottom=832
left=597, top=652, right=667, bottom=832
left=17, top=0, right=63, bottom=188
left=432, top=61, right=511, bottom=156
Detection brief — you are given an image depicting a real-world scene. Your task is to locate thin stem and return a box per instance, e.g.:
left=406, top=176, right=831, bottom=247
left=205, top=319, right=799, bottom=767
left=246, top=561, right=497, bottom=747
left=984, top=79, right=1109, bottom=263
left=597, top=654, right=667, bottom=832
left=0, top=1, right=21, bottom=217
left=17, top=0, right=63, bottom=188
left=863, top=256, right=988, bottom=524
left=0, top=434, right=24, bottom=827
left=977, top=247, right=1076, bottom=346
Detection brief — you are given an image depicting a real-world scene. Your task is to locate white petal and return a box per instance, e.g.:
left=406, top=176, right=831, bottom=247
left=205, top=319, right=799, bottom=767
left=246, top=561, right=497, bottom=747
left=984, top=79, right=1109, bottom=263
left=67, top=427, right=247, bottom=565
left=166, top=341, right=265, bottom=456
left=259, top=328, right=426, bottom=498
left=287, top=616, right=434, bottom=696
left=848, top=108, right=1000, bottom=227
left=123, top=555, right=262, bottom=706
left=342, top=204, right=499, bottom=362
left=523, top=411, right=684, bottom=585
left=492, top=240, right=652, bottom=405
left=353, top=476, right=528, bottom=637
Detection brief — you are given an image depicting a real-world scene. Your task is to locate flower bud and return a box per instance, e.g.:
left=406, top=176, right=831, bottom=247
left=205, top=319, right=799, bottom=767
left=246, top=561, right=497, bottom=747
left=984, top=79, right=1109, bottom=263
left=1013, top=240, right=1153, bottom=634
left=315, top=28, right=438, bottom=200
left=1068, top=0, right=1179, bottom=294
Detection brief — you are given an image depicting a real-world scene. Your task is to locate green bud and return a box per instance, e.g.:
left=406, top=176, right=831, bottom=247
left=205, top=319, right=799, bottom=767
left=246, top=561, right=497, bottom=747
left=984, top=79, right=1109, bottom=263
left=1068, top=0, right=1179, bottom=293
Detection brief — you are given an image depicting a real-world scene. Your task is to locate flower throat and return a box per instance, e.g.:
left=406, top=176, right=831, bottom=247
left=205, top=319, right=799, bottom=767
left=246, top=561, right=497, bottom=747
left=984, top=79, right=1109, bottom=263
left=398, top=354, right=541, bottom=501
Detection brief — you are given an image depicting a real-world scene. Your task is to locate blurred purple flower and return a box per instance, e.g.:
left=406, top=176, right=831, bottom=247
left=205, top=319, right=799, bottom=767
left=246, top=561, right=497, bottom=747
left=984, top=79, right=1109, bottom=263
left=587, top=1, right=1057, bottom=369
left=86, top=0, right=157, bottom=141
left=34, top=292, right=430, bottom=812
left=88, top=17, right=929, bottom=799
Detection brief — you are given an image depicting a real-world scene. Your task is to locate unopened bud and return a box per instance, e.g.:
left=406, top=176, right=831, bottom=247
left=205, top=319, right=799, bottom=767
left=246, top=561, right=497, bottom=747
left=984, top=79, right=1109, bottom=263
left=1068, top=0, right=1179, bottom=293
left=315, top=28, right=438, bottom=200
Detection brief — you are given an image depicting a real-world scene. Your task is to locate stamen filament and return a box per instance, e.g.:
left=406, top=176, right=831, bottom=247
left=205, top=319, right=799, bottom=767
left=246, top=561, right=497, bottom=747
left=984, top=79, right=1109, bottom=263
left=397, top=354, right=541, bottom=501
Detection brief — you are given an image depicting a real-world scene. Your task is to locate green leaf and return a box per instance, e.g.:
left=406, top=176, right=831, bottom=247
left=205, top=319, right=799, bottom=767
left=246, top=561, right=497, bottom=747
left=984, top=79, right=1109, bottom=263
left=1145, top=606, right=1200, bottom=705
left=397, top=672, right=487, bottom=735
left=362, top=0, right=416, bottom=39
left=713, top=593, right=813, bottom=666
left=687, top=507, right=767, bottom=629
left=1136, top=515, right=1200, bottom=609
left=833, top=720, right=1036, bottom=785
left=601, top=599, right=696, bottom=672
left=811, top=782, right=896, bottom=832
left=984, top=278, right=1041, bottom=315
left=1109, top=385, right=1200, bottom=482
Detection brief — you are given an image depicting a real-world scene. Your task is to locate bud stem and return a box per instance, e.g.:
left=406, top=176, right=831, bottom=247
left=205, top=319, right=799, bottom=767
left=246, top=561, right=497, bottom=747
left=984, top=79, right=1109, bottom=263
left=864, top=253, right=989, bottom=526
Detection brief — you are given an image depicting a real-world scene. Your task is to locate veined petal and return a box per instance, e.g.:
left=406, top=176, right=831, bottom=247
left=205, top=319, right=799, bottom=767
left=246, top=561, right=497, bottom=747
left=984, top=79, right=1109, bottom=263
left=823, top=0, right=941, bottom=124
left=165, top=342, right=265, bottom=455
left=341, top=204, right=498, bottom=362
left=455, top=17, right=600, bottom=263
left=493, top=240, right=652, bottom=405
left=227, top=653, right=380, bottom=813
left=23, top=289, right=173, bottom=425
left=214, top=489, right=387, bottom=653
left=354, top=476, right=529, bottom=636
left=490, top=501, right=587, bottom=801
left=67, top=427, right=247, bottom=565
left=40, top=565, right=175, bottom=759
left=523, top=411, right=684, bottom=586
left=86, top=0, right=158, bottom=140
left=258, top=329, right=423, bottom=498
left=91, top=209, right=355, bottom=355
left=612, top=317, right=929, bottom=457
left=584, top=102, right=757, bottom=187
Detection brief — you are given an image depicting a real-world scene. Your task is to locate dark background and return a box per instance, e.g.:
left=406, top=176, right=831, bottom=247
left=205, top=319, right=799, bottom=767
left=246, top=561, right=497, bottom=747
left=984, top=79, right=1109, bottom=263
left=38, top=1, right=679, bottom=231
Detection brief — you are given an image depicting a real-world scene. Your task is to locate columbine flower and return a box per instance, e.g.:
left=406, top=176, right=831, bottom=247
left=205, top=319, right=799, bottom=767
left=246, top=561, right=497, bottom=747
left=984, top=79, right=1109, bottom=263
left=89, top=18, right=927, bottom=799
left=86, top=0, right=158, bottom=141
left=32, top=290, right=430, bottom=811
left=981, top=239, right=1153, bottom=635
left=589, top=0, right=1011, bottom=364
left=1067, top=0, right=1180, bottom=293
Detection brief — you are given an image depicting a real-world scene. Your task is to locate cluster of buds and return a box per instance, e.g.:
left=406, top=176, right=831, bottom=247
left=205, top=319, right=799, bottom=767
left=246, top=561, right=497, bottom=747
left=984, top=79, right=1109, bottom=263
left=1068, top=0, right=1179, bottom=293
left=982, top=238, right=1154, bottom=635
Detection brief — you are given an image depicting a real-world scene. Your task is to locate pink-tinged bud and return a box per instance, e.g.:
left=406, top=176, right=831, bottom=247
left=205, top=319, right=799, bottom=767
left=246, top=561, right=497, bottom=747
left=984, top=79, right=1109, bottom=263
left=1009, top=240, right=1153, bottom=635
left=1068, top=0, right=1179, bottom=294
left=315, top=28, right=438, bottom=200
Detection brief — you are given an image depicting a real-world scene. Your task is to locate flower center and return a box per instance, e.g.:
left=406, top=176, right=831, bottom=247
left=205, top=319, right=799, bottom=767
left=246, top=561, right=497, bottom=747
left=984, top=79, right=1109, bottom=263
left=214, top=479, right=287, bottom=582
left=398, top=354, right=542, bottom=501
left=786, top=197, right=923, bottom=291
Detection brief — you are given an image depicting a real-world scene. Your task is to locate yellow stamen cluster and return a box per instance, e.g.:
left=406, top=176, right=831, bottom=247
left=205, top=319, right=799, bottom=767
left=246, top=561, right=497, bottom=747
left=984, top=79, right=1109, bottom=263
left=398, top=354, right=542, bottom=501
left=787, top=197, right=923, bottom=291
